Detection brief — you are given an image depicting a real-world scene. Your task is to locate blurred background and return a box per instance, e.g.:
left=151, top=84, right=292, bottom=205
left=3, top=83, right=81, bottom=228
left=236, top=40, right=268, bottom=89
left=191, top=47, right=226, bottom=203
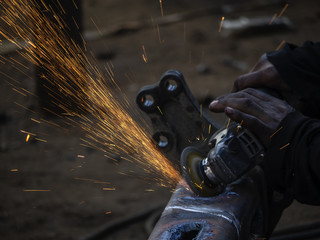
left=0, top=0, right=320, bottom=239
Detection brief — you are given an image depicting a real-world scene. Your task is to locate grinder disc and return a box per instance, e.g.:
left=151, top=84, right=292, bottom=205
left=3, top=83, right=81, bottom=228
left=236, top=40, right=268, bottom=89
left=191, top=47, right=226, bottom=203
left=181, top=146, right=217, bottom=197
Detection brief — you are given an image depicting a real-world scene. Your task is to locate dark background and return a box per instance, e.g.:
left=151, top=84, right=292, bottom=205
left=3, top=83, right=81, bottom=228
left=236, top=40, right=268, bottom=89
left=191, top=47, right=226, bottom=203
left=1, top=0, right=320, bottom=239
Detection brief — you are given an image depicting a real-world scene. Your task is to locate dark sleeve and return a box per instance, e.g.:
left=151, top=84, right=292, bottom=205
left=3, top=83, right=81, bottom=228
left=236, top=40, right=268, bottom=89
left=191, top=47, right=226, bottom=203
left=265, top=111, right=320, bottom=205
left=267, top=41, right=320, bottom=118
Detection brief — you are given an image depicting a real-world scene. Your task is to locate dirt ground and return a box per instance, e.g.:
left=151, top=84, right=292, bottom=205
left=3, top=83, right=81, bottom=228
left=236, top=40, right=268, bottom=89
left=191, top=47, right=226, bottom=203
left=1, top=0, right=320, bottom=239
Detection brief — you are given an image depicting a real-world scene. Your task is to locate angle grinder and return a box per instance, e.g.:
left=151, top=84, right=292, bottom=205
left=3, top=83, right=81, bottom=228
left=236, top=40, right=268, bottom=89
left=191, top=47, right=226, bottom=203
left=181, top=121, right=265, bottom=197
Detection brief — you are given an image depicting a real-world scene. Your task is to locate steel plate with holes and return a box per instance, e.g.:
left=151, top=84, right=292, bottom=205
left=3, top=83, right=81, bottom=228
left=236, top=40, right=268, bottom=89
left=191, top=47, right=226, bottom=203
left=136, top=70, right=220, bottom=169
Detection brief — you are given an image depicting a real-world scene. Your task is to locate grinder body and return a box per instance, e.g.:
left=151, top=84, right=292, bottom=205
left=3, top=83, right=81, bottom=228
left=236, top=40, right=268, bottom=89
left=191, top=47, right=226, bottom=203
left=181, top=121, right=264, bottom=197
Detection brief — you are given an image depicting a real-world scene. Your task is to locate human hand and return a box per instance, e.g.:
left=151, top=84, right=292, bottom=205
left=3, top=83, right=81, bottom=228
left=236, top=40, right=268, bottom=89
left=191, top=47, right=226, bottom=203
left=209, top=88, right=294, bottom=147
left=232, top=54, right=290, bottom=92
left=232, top=54, right=302, bottom=111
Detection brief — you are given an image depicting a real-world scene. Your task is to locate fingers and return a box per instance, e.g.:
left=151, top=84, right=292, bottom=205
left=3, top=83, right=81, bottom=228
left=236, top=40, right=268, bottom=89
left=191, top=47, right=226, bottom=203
left=209, top=95, right=265, bottom=118
left=232, top=71, right=263, bottom=92
left=209, top=88, right=290, bottom=126
left=232, top=60, right=290, bottom=93
left=210, top=88, right=276, bottom=112
left=224, top=107, right=271, bottom=146
left=250, top=53, right=268, bottom=72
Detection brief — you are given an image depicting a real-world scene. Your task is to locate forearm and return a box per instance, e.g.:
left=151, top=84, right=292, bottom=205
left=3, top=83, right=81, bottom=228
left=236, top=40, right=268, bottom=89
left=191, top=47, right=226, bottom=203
left=267, top=41, right=320, bottom=118
left=265, top=111, right=320, bottom=205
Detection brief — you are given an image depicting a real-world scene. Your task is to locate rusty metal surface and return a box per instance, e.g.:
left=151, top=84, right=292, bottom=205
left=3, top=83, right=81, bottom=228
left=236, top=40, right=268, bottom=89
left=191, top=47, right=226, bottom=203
left=149, top=167, right=268, bottom=240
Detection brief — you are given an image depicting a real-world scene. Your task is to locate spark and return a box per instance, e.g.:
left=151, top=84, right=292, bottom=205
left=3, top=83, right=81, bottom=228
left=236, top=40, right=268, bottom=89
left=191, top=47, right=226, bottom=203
left=156, top=24, right=163, bottom=44
left=74, top=177, right=110, bottom=184
left=218, top=16, right=225, bottom=33
left=10, top=169, right=19, bottom=172
left=269, top=13, right=278, bottom=25
left=236, top=120, right=243, bottom=133
left=23, top=189, right=51, bottom=192
left=90, top=17, right=103, bottom=36
left=145, top=189, right=154, bottom=192
left=159, top=0, right=164, bottom=17
left=56, top=0, right=66, bottom=14
left=9, top=57, right=30, bottom=69
left=157, top=106, right=163, bottom=115
left=20, top=88, right=34, bottom=95
left=94, top=181, right=110, bottom=184
left=208, top=124, right=211, bottom=134
left=276, top=40, right=286, bottom=51
left=270, top=126, right=283, bottom=138
left=278, top=3, right=289, bottom=17
left=105, top=211, right=112, bottom=214
left=77, top=154, right=85, bottom=158
left=280, top=142, right=290, bottom=150
left=26, top=134, right=30, bottom=142
left=20, top=130, right=36, bottom=136
left=270, top=4, right=289, bottom=25
left=0, top=0, right=180, bottom=188
left=31, top=118, right=41, bottom=124
left=34, top=138, right=47, bottom=143
left=194, top=181, right=204, bottom=191
left=72, top=0, right=79, bottom=9
left=142, top=45, right=148, bottom=63
left=226, top=119, right=231, bottom=129
left=103, top=187, right=116, bottom=191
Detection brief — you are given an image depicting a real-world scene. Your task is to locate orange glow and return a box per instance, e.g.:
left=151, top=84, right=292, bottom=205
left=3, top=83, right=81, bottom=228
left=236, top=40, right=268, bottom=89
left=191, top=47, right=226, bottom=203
left=1, top=0, right=181, bottom=189
left=26, top=134, right=30, bottom=142
left=270, top=126, right=283, bottom=138
left=103, top=188, right=116, bottom=191
left=218, top=16, right=225, bottom=32
left=278, top=3, right=289, bottom=17
left=280, top=142, right=290, bottom=150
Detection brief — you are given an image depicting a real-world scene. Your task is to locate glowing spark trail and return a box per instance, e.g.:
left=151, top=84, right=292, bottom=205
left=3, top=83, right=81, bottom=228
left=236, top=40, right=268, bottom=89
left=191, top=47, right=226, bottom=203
left=278, top=3, right=289, bottom=18
left=159, top=0, right=164, bottom=17
left=142, top=45, right=148, bottom=63
left=218, top=16, right=225, bottom=33
left=269, top=13, right=278, bottom=25
left=0, top=0, right=180, bottom=188
left=276, top=40, right=286, bottom=51
left=270, top=126, right=283, bottom=139
left=280, top=142, right=290, bottom=150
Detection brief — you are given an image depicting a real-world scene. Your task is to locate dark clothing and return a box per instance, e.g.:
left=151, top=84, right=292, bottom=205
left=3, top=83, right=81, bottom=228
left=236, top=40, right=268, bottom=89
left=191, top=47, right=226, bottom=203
left=266, top=42, right=320, bottom=205
left=268, top=41, right=320, bottom=118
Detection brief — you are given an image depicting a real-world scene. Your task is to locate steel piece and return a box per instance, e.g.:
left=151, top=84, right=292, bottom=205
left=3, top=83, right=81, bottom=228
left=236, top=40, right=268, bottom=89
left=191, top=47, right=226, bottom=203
left=136, top=70, right=220, bottom=167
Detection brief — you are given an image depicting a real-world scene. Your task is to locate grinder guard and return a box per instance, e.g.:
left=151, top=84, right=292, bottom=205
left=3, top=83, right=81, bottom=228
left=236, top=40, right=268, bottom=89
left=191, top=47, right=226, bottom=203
left=181, top=122, right=264, bottom=197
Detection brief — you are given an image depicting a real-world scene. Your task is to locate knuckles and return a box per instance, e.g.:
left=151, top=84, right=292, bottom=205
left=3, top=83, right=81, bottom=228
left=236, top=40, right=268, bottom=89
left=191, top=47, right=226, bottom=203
left=243, top=98, right=254, bottom=108
left=242, top=87, right=257, bottom=95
